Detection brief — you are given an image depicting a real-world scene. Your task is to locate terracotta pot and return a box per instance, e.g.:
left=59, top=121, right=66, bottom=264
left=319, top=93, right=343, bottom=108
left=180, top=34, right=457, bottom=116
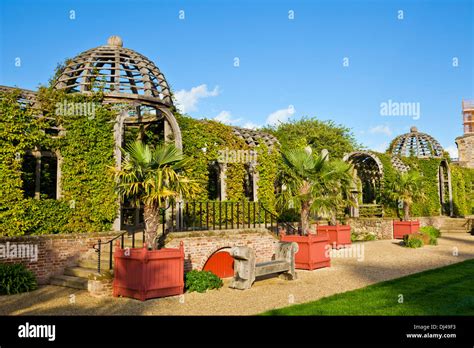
left=280, top=232, right=330, bottom=270
left=113, top=242, right=184, bottom=301
left=393, top=220, right=420, bottom=239
left=317, top=224, right=352, bottom=249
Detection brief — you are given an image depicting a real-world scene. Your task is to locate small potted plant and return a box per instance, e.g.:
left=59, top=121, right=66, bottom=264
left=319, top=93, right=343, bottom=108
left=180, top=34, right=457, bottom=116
left=277, top=147, right=354, bottom=269
left=387, top=171, right=425, bottom=239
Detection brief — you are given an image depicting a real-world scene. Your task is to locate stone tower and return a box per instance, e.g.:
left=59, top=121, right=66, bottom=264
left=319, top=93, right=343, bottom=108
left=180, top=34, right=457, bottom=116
left=455, top=100, right=474, bottom=168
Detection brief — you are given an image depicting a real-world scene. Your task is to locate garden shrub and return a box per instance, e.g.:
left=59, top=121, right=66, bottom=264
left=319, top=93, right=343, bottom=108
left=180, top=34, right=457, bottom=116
left=403, top=234, right=425, bottom=248
left=419, top=226, right=440, bottom=245
left=185, top=270, right=223, bottom=293
left=0, top=263, right=38, bottom=295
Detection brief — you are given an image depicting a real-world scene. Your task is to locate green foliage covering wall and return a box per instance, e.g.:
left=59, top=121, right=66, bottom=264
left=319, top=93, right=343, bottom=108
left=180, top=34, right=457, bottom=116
left=377, top=152, right=474, bottom=218
left=0, top=90, right=46, bottom=235
left=255, top=144, right=279, bottom=211
left=0, top=88, right=117, bottom=236
left=57, top=97, right=117, bottom=232
left=400, top=157, right=442, bottom=217
left=176, top=113, right=247, bottom=201
left=451, top=165, right=474, bottom=216
left=176, top=113, right=279, bottom=209
left=374, top=152, right=399, bottom=218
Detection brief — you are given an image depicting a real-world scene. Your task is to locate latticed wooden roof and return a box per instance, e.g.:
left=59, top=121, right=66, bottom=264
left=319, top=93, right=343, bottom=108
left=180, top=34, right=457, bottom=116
left=389, top=126, right=443, bottom=158
left=0, top=85, right=38, bottom=107
left=231, top=126, right=279, bottom=148
left=390, top=155, right=410, bottom=173
left=54, top=36, right=172, bottom=106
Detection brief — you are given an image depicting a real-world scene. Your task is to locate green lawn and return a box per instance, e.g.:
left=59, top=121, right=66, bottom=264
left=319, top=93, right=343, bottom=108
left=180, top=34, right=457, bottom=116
left=263, top=259, right=474, bottom=315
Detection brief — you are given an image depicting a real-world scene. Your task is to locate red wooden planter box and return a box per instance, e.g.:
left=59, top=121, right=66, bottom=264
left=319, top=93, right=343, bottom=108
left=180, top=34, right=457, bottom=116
left=393, top=220, right=420, bottom=239
left=113, top=242, right=185, bottom=301
left=280, top=232, right=330, bottom=270
left=317, top=224, right=352, bottom=249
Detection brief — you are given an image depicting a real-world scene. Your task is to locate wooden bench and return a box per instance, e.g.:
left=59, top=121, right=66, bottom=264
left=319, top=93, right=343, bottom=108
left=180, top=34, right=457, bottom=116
left=229, top=241, right=299, bottom=290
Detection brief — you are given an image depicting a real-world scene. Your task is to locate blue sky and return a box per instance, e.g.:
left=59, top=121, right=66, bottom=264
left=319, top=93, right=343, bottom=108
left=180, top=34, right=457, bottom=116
left=1, top=0, right=472, bottom=155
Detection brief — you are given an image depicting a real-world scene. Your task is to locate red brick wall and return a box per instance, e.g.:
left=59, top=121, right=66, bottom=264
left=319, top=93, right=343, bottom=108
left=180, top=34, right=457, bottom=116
left=0, top=232, right=116, bottom=284
left=165, top=228, right=279, bottom=272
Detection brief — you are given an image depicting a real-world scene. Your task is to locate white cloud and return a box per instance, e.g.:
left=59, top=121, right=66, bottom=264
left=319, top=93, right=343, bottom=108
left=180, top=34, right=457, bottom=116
left=266, top=106, right=295, bottom=126
left=214, top=110, right=242, bottom=125
left=445, top=145, right=458, bottom=158
left=372, top=142, right=389, bottom=153
left=174, top=84, right=219, bottom=113
left=369, top=125, right=392, bottom=136
left=242, top=122, right=261, bottom=130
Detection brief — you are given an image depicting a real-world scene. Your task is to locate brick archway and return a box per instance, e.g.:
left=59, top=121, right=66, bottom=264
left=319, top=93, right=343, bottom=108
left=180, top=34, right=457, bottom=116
left=164, top=229, right=278, bottom=272
left=203, top=247, right=234, bottom=278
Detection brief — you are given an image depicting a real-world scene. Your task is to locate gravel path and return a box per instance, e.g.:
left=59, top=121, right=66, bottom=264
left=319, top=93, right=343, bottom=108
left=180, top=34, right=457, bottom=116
left=1, top=232, right=472, bottom=316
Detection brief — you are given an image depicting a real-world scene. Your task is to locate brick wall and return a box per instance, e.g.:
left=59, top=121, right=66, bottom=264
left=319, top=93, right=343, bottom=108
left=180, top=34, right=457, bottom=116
left=0, top=232, right=116, bottom=284
left=164, top=228, right=279, bottom=272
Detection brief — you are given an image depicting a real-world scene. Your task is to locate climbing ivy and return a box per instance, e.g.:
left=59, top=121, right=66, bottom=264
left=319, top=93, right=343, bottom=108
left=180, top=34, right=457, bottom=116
left=451, top=165, right=473, bottom=216
left=376, top=152, right=474, bottom=218
left=38, top=88, right=117, bottom=232
left=0, top=88, right=117, bottom=236
left=400, top=157, right=442, bottom=217
left=0, top=90, right=46, bottom=235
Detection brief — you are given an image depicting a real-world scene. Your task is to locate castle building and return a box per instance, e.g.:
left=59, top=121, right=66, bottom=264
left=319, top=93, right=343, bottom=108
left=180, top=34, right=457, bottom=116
left=455, top=100, right=474, bottom=168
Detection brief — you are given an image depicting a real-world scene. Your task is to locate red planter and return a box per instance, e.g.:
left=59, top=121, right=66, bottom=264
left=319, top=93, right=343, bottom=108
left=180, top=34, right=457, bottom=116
left=393, top=220, right=420, bottom=239
left=113, top=241, right=185, bottom=301
left=280, top=232, right=330, bottom=270
left=317, top=224, right=352, bottom=249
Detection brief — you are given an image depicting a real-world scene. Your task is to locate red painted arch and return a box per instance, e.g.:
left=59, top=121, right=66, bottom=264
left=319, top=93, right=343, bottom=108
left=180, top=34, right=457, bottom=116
left=203, top=249, right=234, bottom=278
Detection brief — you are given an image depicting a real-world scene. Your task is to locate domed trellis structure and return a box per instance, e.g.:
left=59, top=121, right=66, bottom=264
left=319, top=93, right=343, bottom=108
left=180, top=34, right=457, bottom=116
left=388, top=126, right=443, bottom=158
left=53, top=36, right=183, bottom=230
left=54, top=35, right=181, bottom=147
left=388, top=126, right=453, bottom=216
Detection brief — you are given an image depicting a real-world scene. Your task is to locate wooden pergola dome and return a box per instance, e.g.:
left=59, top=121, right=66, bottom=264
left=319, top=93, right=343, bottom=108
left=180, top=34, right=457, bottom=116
left=54, top=36, right=172, bottom=106
left=389, top=126, right=443, bottom=158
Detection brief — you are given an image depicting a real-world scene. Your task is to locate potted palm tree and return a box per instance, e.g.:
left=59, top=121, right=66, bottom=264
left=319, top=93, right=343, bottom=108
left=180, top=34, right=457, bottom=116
left=387, top=171, right=425, bottom=239
left=277, top=148, right=354, bottom=269
left=112, top=141, right=197, bottom=248
left=111, top=141, right=196, bottom=300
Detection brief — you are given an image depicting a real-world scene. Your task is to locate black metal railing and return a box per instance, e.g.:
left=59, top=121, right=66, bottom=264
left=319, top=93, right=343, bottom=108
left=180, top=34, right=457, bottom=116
left=170, top=200, right=299, bottom=235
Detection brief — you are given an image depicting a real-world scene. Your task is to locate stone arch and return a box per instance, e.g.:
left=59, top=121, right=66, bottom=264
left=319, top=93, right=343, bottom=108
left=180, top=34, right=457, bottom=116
left=438, top=159, right=453, bottom=216
left=343, top=151, right=384, bottom=204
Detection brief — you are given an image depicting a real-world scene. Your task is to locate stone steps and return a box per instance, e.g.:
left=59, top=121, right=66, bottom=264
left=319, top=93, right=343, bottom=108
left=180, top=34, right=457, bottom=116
left=440, top=229, right=470, bottom=234
left=64, top=266, right=98, bottom=278
left=50, top=274, right=89, bottom=290
left=78, top=258, right=114, bottom=270
left=49, top=232, right=145, bottom=290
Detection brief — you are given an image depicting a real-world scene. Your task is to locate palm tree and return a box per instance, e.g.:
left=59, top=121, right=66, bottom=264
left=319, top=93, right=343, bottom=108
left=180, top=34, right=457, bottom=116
left=112, top=141, right=196, bottom=248
left=277, top=148, right=355, bottom=234
left=387, top=171, right=425, bottom=221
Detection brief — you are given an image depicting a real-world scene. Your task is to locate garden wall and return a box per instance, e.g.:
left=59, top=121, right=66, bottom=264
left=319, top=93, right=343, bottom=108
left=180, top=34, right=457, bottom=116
left=0, top=232, right=116, bottom=284
left=164, top=228, right=279, bottom=272
left=347, top=216, right=447, bottom=240
left=346, top=218, right=393, bottom=240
